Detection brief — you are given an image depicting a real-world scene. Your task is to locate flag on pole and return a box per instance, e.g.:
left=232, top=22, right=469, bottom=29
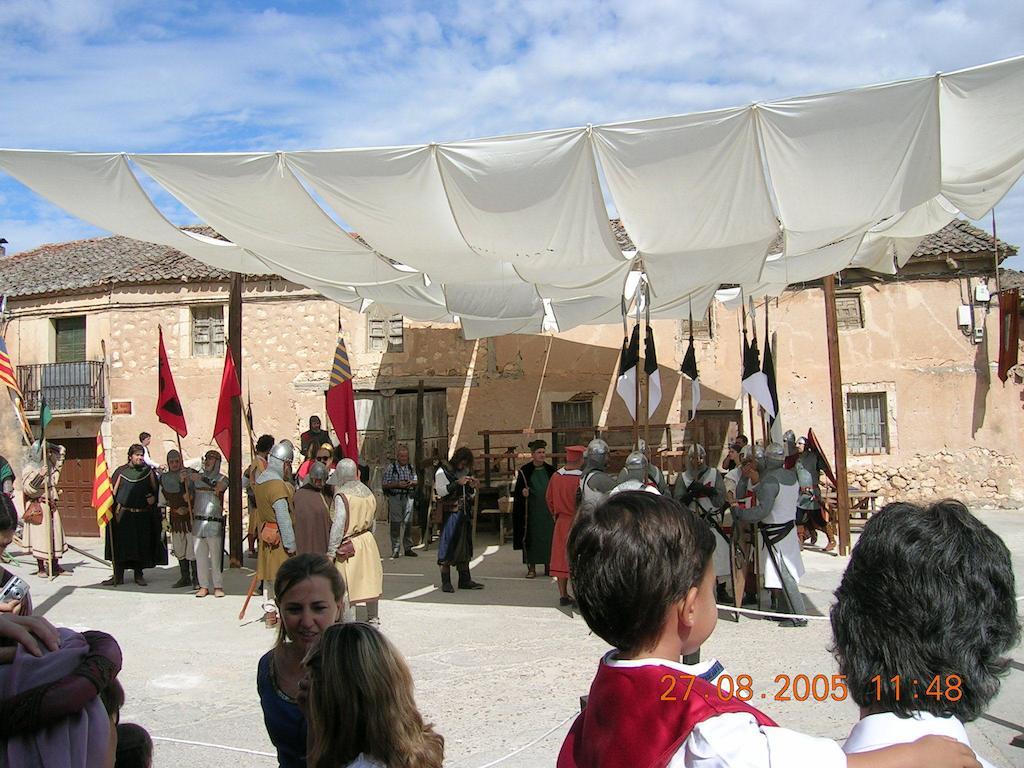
left=615, top=324, right=641, bottom=421
left=762, top=333, right=780, bottom=427
left=92, top=432, right=114, bottom=528
left=680, top=312, right=701, bottom=421
left=645, top=329, right=661, bottom=418
left=741, top=331, right=775, bottom=418
left=38, top=396, right=53, bottom=441
left=0, top=335, right=19, bottom=395
left=0, top=334, right=32, bottom=441
left=326, top=330, right=359, bottom=462
left=156, top=327, right=188, bottom=437
left=212, top=347, right=241, bottom=460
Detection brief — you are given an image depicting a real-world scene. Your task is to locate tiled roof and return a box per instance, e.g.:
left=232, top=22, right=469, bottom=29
left=908, top=218, right=1015, bottom=259
left=998, top=268, right=1024, bottom=291
left=0, top=227, right=265, bottom=298
left=0, top=219, right=1016, bottom=300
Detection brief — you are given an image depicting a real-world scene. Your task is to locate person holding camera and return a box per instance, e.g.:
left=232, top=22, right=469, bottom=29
left=382, top=445, right=418, bottom=559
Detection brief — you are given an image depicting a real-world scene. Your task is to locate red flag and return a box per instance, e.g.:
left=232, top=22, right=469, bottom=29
left=325, top=332, right=359, bottom=462
left=997, top=289, right=1019, bottom=383
left=212, top=347, right=241, bottom=460
left=156, top=327, right=188, bottom=437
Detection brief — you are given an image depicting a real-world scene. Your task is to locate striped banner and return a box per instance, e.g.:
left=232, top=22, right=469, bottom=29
left=0, top=335, right=18, bottom=395
left=92, top=432, right=114, bottom=528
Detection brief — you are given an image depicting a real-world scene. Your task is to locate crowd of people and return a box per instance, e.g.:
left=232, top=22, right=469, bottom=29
left=0, top=420, right=1018, bottom=767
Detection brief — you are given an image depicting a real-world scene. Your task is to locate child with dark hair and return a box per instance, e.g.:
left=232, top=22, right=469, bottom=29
left=833, top=500, right=1019, bottom=765
left=115, top=722, right=154, bottom=768
left=559, top=491, right=984, bottom=768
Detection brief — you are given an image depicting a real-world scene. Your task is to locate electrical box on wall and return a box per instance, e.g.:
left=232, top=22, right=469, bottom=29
left=975, top=283, right=991, bottom=304
left=973, top=327, right=985, bottom=344
left=958, top=305, right=972, bottom=328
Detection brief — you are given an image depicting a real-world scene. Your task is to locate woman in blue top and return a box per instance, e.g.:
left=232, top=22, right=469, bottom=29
left=258, top=553, right=346, bottom=768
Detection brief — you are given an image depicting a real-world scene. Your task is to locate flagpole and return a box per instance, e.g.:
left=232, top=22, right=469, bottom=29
left=642, top=281, right=652, bottom=457
left=633, top=280, right=642, bottom=450
left=42, top=444, right=56, bottom=580
left=176, top=434, right=195, bottom=531
left=740, top=303, right=756, bottom=442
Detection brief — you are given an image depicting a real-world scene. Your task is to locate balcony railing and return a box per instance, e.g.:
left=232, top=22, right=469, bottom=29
left=17, top=361, right=106, bottom=414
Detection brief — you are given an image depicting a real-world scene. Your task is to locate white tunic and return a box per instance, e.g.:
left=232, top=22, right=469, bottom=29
left=759, top=479, right=805, bottom=590
left=844, top=712, right=994, bottom=768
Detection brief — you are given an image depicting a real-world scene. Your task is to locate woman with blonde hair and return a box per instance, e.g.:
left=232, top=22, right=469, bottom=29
left=257, top=553, right=346, bottom=768
left=304, top=622, right=443, bottom=768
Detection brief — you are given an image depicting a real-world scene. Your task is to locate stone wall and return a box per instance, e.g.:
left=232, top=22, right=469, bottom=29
left=847, top=447, right=1024, bottom=509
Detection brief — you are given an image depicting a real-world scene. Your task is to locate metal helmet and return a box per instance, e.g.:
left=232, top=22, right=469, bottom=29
left=583, top=439, right=609, bottom=471
left=623, top=450, right=649, bottom=483
left=764, top=442, right=786, bottom=471
left=686, top=444, right=707, bottom=472
left=782, top=430, right=797, bottom=457
left=334, top=458, right=358, bottom=485
left=308, top=460, right=329, bottom=484
left=270, top=440, right=295, bottom=463
left=267, top=440, right=295, bottom=480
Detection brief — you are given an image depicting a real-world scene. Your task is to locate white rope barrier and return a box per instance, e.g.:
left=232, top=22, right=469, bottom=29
left=715, top=603, right=830, bottom=622
left=150, top=736, right=276, bottom=758
left=469, top=712, right=576, bottom=768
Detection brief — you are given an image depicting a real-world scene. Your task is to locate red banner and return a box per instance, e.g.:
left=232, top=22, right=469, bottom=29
left=156, top=327, right=188, bottom=437
left=212, top=347, right=241, bottom=460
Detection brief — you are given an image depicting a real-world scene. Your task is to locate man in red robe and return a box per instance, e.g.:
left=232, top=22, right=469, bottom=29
left=546, top=445, right=585, bottom=607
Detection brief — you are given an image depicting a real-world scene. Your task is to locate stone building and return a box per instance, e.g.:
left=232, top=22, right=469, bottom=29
left=0, top=219, right=1020, bottom=535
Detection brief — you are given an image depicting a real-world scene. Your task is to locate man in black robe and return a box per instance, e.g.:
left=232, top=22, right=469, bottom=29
left=103, top=443, right=165, bottom=586
left=512, top=439, right=556, bottom=579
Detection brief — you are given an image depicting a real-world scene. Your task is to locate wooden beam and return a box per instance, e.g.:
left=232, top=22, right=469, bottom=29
left=228, top=272, right=243, bottom=568
left=822, top=274, right=852, bottom=556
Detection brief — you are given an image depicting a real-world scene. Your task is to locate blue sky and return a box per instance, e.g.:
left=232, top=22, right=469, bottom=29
left=1, top=0, right=1022, bottom=267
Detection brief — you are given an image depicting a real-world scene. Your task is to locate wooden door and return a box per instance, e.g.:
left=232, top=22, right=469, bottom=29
left=56, top=438, right=98, bottom=537
left=354, top=390, right=448, bottom=490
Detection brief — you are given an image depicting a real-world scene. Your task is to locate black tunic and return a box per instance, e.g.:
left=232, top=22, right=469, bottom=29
left=106, top=464, right=166, bottom=569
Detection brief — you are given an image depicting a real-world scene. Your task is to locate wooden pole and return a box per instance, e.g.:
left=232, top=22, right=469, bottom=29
left=992, top=210, right=1002, bottom=296
left=43, top=447, right=55, bottom=580
left=176, top=434, right=195, bottom=530
left=228, top=272, right=243, bottom=568
left=822, top=274, right=852, bottom=555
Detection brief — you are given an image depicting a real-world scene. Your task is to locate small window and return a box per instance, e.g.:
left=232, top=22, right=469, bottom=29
left=551, top=399, right=594, bottom=457
left=369, top=313, right=404, bottom=352
left=680, top=307, right=714, bottom=340
left=846, top=392, right=888, bottom=455
left=54, top=316, right=86, bottom=362
left=191, top=306, right=226, bottom=357
left=836, top=291, right=864, bottom=330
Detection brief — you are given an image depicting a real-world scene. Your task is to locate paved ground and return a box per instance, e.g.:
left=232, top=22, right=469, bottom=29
left=7, top=507, right=1024, bottom=767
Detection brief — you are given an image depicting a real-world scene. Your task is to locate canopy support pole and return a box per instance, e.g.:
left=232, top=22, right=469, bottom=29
left=822, top=274, right=852, bottom=556
left=228, top=271, right=243, bottom=568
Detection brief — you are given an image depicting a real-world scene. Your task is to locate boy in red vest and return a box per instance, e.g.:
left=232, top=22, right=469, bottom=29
left=558, top=491, right=981, bottom=768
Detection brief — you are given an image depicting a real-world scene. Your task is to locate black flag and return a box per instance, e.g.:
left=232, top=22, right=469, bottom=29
left=616, top=325, right=640, bottom=420
left=762, top=333, right=779, bottom=429
left=645, top=331, right=661, bottom=418
left=680, top=311, right=700, bottom=421
left=741, top=328, right=775, bottom=418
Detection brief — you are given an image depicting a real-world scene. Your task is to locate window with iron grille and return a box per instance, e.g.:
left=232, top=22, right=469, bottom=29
left=368, top=314, right=404, bottom=352
left=191, top=305, right=226, bottom=357
left=680, top=307, right=714, bottom=340
left=836, top=291, right=864, bottom=330
left=846, top=392, right=888, bottom=455
left=551, top=399, right=594, bottom=457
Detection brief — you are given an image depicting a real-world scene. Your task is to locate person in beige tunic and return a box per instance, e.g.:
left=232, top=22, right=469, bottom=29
left=327, top=459, right=383, bottom=625
left=254, top=441, right=297, bottom=591
left=21, top=442, right=67, bottom=577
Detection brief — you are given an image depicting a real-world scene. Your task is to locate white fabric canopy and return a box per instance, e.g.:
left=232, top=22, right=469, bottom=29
left=1, top=55, right=1022, bottom=338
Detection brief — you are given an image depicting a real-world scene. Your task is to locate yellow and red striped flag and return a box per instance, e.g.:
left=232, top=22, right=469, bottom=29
left=92, top=432, right=114, bottom=528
